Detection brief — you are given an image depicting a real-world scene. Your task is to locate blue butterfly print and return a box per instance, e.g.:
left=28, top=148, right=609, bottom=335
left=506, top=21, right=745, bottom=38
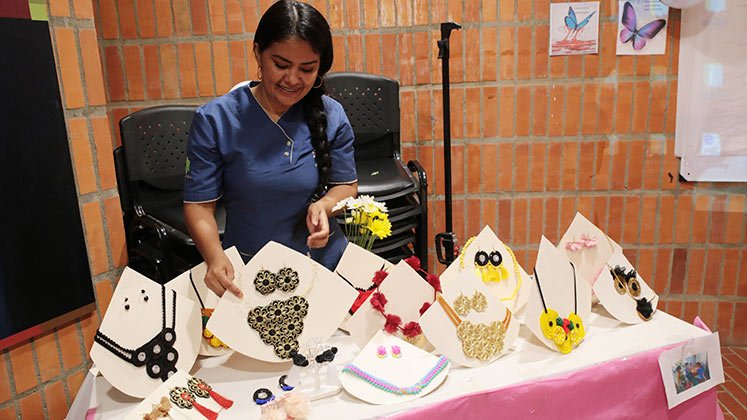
left=564, top=6, right=596, bottom=38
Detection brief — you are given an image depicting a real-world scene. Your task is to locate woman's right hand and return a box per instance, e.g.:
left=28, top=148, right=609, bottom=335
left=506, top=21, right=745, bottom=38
left=204, top=254, right=243, bottom=298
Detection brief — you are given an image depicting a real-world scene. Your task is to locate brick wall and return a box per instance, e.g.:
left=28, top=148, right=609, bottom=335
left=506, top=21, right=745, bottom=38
left=1, top=0, right=744, bottom=418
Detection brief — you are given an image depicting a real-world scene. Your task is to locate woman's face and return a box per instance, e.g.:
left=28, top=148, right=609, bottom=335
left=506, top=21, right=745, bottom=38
left=254, top=37, right=320, bottom=111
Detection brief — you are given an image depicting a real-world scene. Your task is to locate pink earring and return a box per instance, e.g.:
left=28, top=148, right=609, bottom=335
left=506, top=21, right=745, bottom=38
left=390, top=345, right=402, bottom=358
left=376, top=345, right=387, bottom=358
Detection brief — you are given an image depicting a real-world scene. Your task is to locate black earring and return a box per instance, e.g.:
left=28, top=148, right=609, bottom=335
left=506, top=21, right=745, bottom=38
left=141, top=289, right=149, bottom=302
left=289, top=350, right=309, bottom=367
left=124, top=297, right=130, bottom=310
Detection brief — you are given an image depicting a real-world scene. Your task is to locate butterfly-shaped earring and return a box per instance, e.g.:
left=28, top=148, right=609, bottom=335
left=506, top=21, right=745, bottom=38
left=619, top=1, right=666, bottom=51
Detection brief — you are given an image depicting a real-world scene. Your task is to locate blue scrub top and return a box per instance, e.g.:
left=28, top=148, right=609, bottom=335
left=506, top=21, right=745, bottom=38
left=183, top=82, right=357, bottom=270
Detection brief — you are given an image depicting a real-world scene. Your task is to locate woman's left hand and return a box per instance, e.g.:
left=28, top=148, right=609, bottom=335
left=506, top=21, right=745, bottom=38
left=306, top=201, right=330, bottom=248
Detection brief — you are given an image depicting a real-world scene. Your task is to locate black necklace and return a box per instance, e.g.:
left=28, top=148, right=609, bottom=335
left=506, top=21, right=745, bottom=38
left=94, top=285, right=179, bottom=381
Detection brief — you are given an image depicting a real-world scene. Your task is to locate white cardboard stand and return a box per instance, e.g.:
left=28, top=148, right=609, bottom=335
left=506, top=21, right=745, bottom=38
left=339, top=331, right=450, bottom=405
left=89, top=268, right=202, bottom=398
left=558, top=212, right=622, bottom=285
left=524, top=237, right=593, bottom=353
left=207, top=241, right=357, bottom=362
left=439, top=226, right=531, bottom=313
left=594, top=250, right=659, bottom=324
left=345, top=261, right=435, bottom=350
left=165, top=246, right=244, bottom=356
left=420, top=270, right=520, bottom=367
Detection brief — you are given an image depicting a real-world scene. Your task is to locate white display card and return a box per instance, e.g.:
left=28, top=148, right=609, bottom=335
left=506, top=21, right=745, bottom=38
left=658, top=332, right=724, bottom=409
left=166, top=246, right=244, bottom=356
left=339, top=331, right=450, bottom=405
left=334, top=242, right=395, bottom=289
left=420, top=270, right=520, bottom=367
left=90, top=268, right=201, bottom=398
left=594, top=251, right=659, bottom=324
left=344, top=260, right=436, bottom=349
left=124, top=370, right=232, bottom=420
left=525, top=237, right=593, bottom=353
left=439, top=225, right=531, bottom=313
left=206, top=241, right=357, bottom=363
left=558, top=212, right=622, bottom=286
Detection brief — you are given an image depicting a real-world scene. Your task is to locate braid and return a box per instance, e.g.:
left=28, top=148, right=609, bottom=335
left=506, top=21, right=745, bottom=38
left=303, top=84, right=332, bottom=200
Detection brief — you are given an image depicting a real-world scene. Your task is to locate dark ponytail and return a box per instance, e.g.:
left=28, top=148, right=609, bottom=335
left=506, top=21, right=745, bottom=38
left=254, top=1, right=334, bottom=200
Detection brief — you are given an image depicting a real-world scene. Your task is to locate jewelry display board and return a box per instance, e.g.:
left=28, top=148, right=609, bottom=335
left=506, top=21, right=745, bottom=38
left=420, top=270, right=520, bottom=367
left=90, top=268, right=201, bottom=398
left=166, top=247, right=244, bottom=356
left=207, top=241, right=357, bottom=362
left=439, top=226, right=531, bottom=313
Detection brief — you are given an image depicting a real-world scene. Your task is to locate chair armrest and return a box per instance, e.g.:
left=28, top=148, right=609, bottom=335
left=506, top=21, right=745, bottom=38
left=407, top=159, right=428, bottom=192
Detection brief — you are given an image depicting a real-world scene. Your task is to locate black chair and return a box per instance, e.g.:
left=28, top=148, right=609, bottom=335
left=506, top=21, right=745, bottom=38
left=115, top=105, right=226, bottom=282
left=324, top=72, right=428, bottom=267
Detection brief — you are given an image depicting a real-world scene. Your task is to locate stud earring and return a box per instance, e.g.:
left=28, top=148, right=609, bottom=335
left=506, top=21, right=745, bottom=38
left=390, top=345, right=402, bottom=358
left=376, top=345, right=387, bottom=359
left=124, top=297, right=130, bottom=311
left=141, top=289, right=149, bottom=302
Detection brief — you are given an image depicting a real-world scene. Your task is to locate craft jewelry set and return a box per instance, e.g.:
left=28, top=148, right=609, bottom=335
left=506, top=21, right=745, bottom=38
left=534, top=263, right=586, bottom=354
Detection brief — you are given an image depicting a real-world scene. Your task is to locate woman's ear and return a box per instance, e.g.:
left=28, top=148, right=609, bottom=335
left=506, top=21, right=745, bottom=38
left=253, top=42, right=261, bottom=65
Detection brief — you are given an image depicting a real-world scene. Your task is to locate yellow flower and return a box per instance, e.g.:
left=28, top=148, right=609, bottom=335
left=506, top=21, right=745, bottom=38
left=368, top=218, right=392, bottom=239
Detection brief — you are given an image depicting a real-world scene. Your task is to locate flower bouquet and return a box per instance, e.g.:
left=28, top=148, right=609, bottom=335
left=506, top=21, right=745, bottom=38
left=333, top=195, right=393, bottom=250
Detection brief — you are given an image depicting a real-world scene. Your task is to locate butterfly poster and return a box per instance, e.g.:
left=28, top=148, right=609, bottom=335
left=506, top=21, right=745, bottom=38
left=616, top=0, right=669, bottom=55
left=549, top=2, right=600, bottom=56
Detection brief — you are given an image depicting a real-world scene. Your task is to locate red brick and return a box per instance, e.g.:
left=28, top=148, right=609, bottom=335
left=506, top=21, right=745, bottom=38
left=532, top=85, right=548, bottom=135
left=34, top=331, right=60, bottom=382
left=99, top=0, right=118, bottom=39
left=78, top=30, right=106, bottom=107
left=228, top=41, right=246, bottom=88
left=117, top=0, right=137, bottom=38
left=19, top=392, right=43, bottom=419
left=693, top=195, right=710, bottom=243
left=452, top=145, right=465, bottom=195
left=82, top=202, right=109, bottom=274
left=546, top=142, right=561, bottom=192
left=615, top=82, right=634, bottom=133
left=66, top=368, right=87, bottom=403
left=192, top=0, right=210, bottom=35
left=499, top=27, right=515, bottom=80
left=466, top=144, right=480, bottom=194
left=658, top=196, right=675, bottom=244
left=516, top=26, right=531, bottom=79
left=208, top=0, right=226, bottom=34
left=721, top=249, right=740, bottom=296
left=137, top=0, right=157, bottom=38
left=512, top=198, right=528, bottom=245
left=529, top=198, right=543, bottom=245
left=10, top=342, right=38, bottom=393
left=529, top=142, right=545, bottom=192
left=123, top=45, right=144, bottom=101
left=344, top=0, right=360, bottom=28
left=598, top=83, right=615, bottom=134
left=54, top=28, right=85, bottom=109
left=414, top=32, right=430, bottom=85
left=466, top=199, right=481, bottom=239
left=640, top=196, right=656, bottom=244
left=533, top=25, right=548, bottom=78
left=514, top=143, right=529, bottom=191
left=674, top=195, right=694, bottom=244
left=665, top=80, right=678, bottom=133
left=416, top=90, right=433, bottom=141
left=364, top=34, right=381, bottom=75
left=347, top=34, right=363, bottom=72
left=670, top=248, right=687, bottom=294
left=686, top=248, right=706, bottom=295
left=497, top=199, right=512, bottom=239
left=497, top=143, right=513, bottom=192
left=725, top=195, right=746, bottom=244
left=499, top=87, right=514, bottom=137
left=225, top=0, right=244, bottom=34
left=548, top=85, right=564, bottom=137
left=482, top=27, right=498, bottom=82
left=515, top=86, right=531, bottom=137
left=594, top=141, right=611, bottom=191
left=703, top=249, right=724, bottom=296
left=68, top=118, right=97, bottom=195
left=581, top=84, right=599, bottom=135
left=57, top=322, right=83, bottom=370
left=499, top=0, right=514, bottom=21
left=482, top=87, right=498, bottom=138
left=0, top=350, right=10, bottom=402
left=104, top=46, right=125, bottom=102
left=549, top=55, right=564, bottom=78
left=655, top=248, right=672, bottom=292
left=578, top=141, right=594, bottom=191
left=608, top=196, right=625, bottom=241
left=483, top=145, right=498, bottom=193
left=561, top=141, right=578, bottom=190
left=718, top=302, right=735, bottom=342
left=50, top=0, right=70, bottom=16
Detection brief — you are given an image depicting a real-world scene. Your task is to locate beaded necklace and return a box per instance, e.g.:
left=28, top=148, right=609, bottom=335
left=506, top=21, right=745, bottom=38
left=189, top=272, right=228, bottom=349
left=94, top=285, right=179, bottom=381
left=533, top=262, right=585, bottom=354
left=342, top=355, right=449, bottom=395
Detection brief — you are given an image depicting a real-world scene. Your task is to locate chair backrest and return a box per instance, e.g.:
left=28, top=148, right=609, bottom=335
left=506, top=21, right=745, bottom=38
left=113, top=146, right=133, bottom=215
left=324, top=72, right=400, bottom=160
left=119, top=105, right=197, bottom=191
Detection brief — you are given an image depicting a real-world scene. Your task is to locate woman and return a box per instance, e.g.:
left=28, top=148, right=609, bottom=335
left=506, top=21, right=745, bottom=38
left=183, top=0, right=358, bottom=298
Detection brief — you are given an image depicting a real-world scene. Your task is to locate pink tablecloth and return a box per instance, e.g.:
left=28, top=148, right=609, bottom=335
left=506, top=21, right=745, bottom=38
left=390, top=340, right=719, bottom=420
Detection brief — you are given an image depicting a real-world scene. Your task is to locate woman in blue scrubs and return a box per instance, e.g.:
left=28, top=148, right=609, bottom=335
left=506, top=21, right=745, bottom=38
left=183, top=0, right=358, bottom=297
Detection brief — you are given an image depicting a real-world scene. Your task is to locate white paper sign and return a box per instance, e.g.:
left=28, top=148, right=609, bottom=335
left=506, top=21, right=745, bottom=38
left=440, top=225, right=531, bottom=313
left=525, top=237, right=593, bottom=353
left=420, top=270, right=520, bottom=367
left=207, top=241, right=357, bottom=363
left=166, top=246, right=244, bottom=356
left=658, top=332, right=724, bottom=408
left=593, top=251, right=659, bottom=324
left=339, top=331, right=450, bottom=405
left=90, top=268, right=202, bottom=398
left=549, top=2, right=600, bottom=55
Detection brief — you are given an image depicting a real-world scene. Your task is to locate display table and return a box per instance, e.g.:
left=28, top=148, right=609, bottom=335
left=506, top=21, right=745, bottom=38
left=74, top=310, right=718, bottom=419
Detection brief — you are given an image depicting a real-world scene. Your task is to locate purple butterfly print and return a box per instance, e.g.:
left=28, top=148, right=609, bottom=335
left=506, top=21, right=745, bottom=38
left=619, top=1, right=666, bottom=51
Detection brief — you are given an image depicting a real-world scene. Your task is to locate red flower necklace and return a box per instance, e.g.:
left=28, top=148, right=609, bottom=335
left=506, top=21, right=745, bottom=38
left=370, top=256, right=441, bottom=339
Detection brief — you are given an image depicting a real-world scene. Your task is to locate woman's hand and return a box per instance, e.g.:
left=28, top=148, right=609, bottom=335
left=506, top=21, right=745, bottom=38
left=306, top=201, right=330, bottom=249
left=204, top=253, right=243, bottom=298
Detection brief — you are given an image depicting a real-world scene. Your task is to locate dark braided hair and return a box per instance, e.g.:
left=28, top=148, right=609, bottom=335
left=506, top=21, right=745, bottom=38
left=254, top=0, right=333, bottom=200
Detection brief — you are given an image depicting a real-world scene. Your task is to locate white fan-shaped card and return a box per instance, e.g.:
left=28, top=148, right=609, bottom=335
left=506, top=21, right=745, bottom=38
left=124, top=370, right=232, bottom=420
left=345, top=261, right=436, bottom=349
left=525, top=237, right=593, bottom=353
left=165, top=247, right=244, bottom=356
left=558, top=212, right=621, bottom=285
left=440, top=225, right=530, bottom=313
left=340, top=331, right=450, bottom=405
left=594, top=251, right=659, bottom=324
left=90, top=267, right=201, bottom=398
left=207, top=241, right=357, bottom=362
left=420, top=270, right=520, bottom=367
